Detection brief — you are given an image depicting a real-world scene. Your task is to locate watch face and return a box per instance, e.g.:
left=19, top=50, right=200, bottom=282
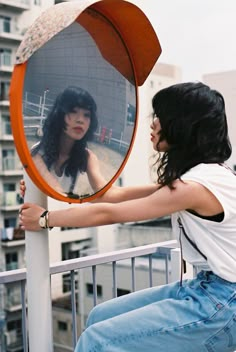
left=39, top=217, right=46, bottom=228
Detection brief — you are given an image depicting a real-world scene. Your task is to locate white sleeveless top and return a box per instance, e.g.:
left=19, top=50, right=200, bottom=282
left=50, top=168, right=75, bottom=193
left=171, top=163, right=236, bottom=282
left=34, top=143, right=78, bottom=193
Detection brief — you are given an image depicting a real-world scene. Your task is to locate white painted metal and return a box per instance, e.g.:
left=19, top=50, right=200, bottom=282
left=24, top=171, right=53, bottom=352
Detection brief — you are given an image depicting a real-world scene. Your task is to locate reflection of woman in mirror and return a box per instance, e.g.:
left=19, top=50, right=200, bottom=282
left=31, top=86, right=106, bottom=197
left=20, top=82, right=236, bottom=352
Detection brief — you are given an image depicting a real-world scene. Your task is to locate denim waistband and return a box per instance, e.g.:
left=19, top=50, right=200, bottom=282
left=197, top=270, right=236, bottom=287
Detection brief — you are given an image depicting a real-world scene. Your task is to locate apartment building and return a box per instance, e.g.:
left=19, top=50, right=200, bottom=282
left=0, top=2, right=30, bottom=351
left=203, top=71, right=236, bottom=168
left=0, top=1, right=54, bottom=350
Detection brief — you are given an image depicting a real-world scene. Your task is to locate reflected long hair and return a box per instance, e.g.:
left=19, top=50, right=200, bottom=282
left=31, top=86, right=98, bottom=178
left=152, top=82, right=232, bottom=188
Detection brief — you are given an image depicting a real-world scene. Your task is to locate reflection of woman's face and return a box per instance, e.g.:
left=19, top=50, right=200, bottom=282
left=64, top=107, right=91, bottom=140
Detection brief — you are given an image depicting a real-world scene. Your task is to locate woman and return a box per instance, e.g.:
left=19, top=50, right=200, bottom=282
left=19, top=82, right=236, bottom=352
left=31, top=86, right=107, bottom=196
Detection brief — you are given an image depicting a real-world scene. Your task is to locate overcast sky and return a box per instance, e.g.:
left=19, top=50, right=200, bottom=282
left=131, top=0, right=236, bottom=81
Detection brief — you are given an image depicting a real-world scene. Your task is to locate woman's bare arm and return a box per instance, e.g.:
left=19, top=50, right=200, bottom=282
left=94, top=184, right=160, bottom=203
left=20, top=152, right=158, bottom=201
left=86, top=149, right=108, bottom=192
left=19, top=179, right=223, bottom=231
left=86, top=149, right=159, bottom=203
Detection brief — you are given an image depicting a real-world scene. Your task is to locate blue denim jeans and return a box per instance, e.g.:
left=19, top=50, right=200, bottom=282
left=75, top=271, right=236, bottom=352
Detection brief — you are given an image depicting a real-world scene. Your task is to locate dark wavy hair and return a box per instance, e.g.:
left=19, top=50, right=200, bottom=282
left=152, top=82, right=232, bottom=188
left=32, top=86, right=98, bottom=178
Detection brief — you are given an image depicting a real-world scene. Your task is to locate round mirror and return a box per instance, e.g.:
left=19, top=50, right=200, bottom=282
left=22, top=19, right=136, bottom=201
left=10, top=0, right=161, bottom=203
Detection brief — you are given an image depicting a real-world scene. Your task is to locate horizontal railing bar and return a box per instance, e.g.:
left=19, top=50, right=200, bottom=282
left=50, top=240, right=178, bottom=275
left=0, top=268, right=26, bottom=283
left=0, top=240, right=178, bottom=284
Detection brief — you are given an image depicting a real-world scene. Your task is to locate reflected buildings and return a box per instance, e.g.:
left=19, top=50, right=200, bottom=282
left=23, top=20, right=136, bottom=199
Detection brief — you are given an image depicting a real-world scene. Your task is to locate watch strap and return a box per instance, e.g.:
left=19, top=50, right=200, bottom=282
left=39, top=210, right=53, bottom=230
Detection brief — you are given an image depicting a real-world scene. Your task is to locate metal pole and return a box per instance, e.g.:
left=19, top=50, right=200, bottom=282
left=24, top=171, right=53, bottom=352
left=78, top=269, right=85, bottom=332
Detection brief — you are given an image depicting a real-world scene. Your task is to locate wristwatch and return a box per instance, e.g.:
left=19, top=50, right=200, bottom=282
left=39, top=210, right=49, bottom=229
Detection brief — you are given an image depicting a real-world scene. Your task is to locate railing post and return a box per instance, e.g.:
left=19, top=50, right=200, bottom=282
left=24, top=172, right=53, bottom=352
left=170, top=248, right=181, bottom=283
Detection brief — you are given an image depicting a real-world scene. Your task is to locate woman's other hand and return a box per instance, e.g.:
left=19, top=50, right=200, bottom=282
left=20, top=179, right=26, bottom=198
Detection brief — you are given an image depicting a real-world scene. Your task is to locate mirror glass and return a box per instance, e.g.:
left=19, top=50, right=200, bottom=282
left=22, top=16, right=136, bottom=200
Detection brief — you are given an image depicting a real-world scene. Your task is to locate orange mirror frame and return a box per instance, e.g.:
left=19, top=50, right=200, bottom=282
left=9, top=0, right=161, bottom=203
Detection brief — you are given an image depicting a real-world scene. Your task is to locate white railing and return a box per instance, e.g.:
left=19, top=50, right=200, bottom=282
left=0, top=240, right=180, bottom=352
left=24, top=91, right=53, bottom=118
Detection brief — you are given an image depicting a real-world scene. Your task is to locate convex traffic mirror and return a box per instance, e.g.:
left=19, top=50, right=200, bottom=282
left=10, top=0, right=161, bottom=203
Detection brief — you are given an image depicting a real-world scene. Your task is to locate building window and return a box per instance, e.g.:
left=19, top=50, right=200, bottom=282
left=4, top=218, right=17, bottom=228
left=150, top=80, right=154, bottom=88
left=6, top=285, right=21, bottom=307
left=3, top=182, right=16, bottom=192
left=0, top=49, right=12, bottom=66
left=117, top=177, right=123, bottom=187
left=7, top=319, right=21, bottom=332
left=127, top=103, right=135, bottom=125
left=61, top=240, right=91, bottom=260
left=117, top=288, right=130, bottom=297
left=2, top=149, right=15, bottom=171
left=86, top=283, right=103, bottom=298
left=3, top=182, right=19, bottom=207
left=0, top=81, right=10, bottom=101
left=0, top=16, right=11, bottom=33
left=62, top=273, right=78, bottom=293
left=2, top=115, right=11, bottom=135
left=58, top=321, right=68, bottom=331
left=5, top=252, right=18, bottom=271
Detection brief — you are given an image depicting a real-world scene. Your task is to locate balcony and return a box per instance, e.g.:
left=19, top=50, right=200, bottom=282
left=0, top=0, right=30, bottom=12
left=0, top=240, right=187, bottom=352
left=5, top=262, right=18, bottom=271
left=0, top=99, right=9, bottom=107
left=0, top=121, right=13, bottom=140
left=0, top=83, right=10, bottom=106
left=0, top=53, right=13, bottom=73
left=4, top=330, right=23, bottom=351
left=1, top=227, right=25, bottom=245
left=0, top=157, right=23, bottom=176
left=0, top=19, right=24, bottom=43
left=0, top=191, right=23, bottom=211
